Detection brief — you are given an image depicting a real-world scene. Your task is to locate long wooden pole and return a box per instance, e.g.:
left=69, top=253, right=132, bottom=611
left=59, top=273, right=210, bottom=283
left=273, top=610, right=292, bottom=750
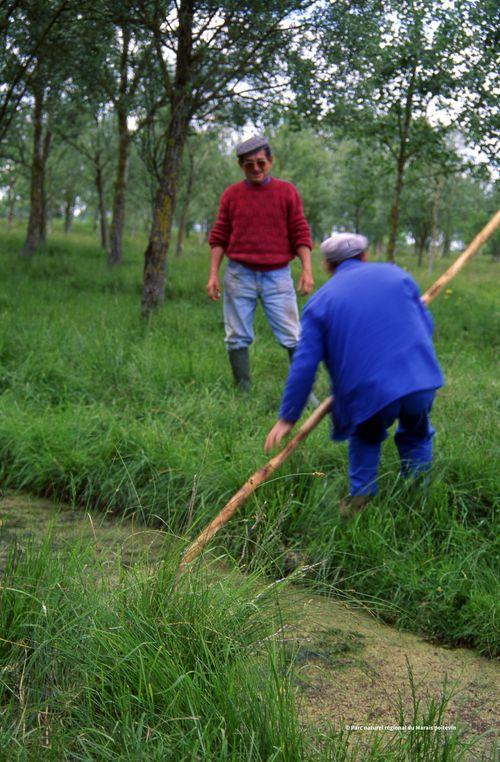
left=179, top=210, right=500, bottom=571
left=179, top=395, right=333, bottom=568
left=421, top=209, right=500, bottom=304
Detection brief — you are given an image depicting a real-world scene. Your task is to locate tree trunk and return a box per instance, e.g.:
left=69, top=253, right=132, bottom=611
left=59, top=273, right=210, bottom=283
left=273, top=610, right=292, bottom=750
left=387, top=154, right=406, bottom=263
left=7, top=181, right=15, bottom=228
left=176, top=149, right=194, bottom=257
left=428, top=178, right=443, bottom=274
left=141, top=0, right=193, bottom=315
left=491, top=236, right=499, bottom=262
left=21, top=83, right=44, bottom=257
left=64, top=195, right=74, bottom=233
left=442, top=230, right=451, bottom=257
left=108, top=113, right=129, bottom=265
left=39, top=128, right=52, bottom=243
left=95, top=155, right=108, bottom=249
left=416, top=232, right=428, bottom=267
left=141, top=105, right=191, bottom=314
left=386, top=66, right=416, bottom=263
left=108, top=30, right=131, bottom=267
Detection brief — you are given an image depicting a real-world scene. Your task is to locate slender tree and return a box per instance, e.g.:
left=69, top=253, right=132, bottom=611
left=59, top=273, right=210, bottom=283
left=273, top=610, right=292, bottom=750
left=107, top=25, right=132, bottom=265
left=174, top=133, right=218, bottom=256
left=58, top=110, right=115, bottom=248
left=98, top=18, right=159, bottom=266
left=175, top=146, right=195, bottom=257
left=0, top=0, right=72, bottom=147
left=70, top=0, right=181, bottom=266
left=320, top=137, right=392, bottom=243
left=458, top=0, right=500, bottom=165
left=313, top=0, right=476, bottom=261
left=21, top=64, right=51, bottom=256
left=130, top=0, right=312, bottom=315
left=18, top=1, right=106, bottom=255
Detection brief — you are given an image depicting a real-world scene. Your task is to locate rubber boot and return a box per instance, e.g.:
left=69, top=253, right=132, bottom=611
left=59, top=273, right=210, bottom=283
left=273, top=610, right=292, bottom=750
left=338, top=495, right=372, bottom=520
left=228, top=348, right=251, bottom=393
left=286, top=347, right=320, bottom=408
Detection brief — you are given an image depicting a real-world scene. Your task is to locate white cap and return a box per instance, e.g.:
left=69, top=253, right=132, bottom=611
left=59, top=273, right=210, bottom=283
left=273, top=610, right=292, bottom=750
left=320, top=233, right=368, bottom=263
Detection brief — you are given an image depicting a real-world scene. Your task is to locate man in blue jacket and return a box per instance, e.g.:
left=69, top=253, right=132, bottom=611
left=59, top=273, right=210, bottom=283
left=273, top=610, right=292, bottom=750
left=264, top=233, right=444, bottom=518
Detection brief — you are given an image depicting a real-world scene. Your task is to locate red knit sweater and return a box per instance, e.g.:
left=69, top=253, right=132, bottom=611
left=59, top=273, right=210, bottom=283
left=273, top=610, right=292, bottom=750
left=209, top=178, right=312, bottom=271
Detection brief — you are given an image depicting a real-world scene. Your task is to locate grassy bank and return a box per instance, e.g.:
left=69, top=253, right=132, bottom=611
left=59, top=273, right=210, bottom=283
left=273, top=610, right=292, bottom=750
left=0, top=535, right=303, bottom=759
left=0, top=223, right=498, bottom=657
left=0, top=531, right=473, bottom=760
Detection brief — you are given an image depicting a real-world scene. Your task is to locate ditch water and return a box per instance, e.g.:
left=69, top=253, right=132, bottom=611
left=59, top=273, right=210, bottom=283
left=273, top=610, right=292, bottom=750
left=1, top=492, right=497, bottom=757
left=0, top=492, right=168, bottom=571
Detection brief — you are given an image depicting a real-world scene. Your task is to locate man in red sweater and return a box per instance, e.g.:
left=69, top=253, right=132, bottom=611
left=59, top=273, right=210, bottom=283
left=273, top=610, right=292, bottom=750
left=206, top=135, right=314, bottom=392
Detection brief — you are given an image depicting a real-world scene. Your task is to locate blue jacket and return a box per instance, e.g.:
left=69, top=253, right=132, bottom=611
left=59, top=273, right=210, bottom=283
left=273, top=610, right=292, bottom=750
left=280, top=259, right=444, bottom=440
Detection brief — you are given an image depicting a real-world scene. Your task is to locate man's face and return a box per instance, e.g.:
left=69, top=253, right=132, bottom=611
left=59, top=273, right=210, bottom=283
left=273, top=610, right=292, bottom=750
left=240, top=149, right=273, bottom=184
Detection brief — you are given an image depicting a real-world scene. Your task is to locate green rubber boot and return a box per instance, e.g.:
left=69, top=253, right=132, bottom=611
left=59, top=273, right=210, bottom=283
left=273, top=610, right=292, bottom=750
left=338, top=495, right=372, bottom=520
left=228, top=348, right=251, bottom=393
left=286, top=347, right=320, bottom=408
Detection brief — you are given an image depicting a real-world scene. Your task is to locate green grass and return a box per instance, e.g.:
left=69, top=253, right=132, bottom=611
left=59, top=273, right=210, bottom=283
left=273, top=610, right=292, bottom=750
left=0, top=536, right=304, bottom=759
left=0, top=222, right=498, bottom=662
left=0, top=535, right=476, bottom=760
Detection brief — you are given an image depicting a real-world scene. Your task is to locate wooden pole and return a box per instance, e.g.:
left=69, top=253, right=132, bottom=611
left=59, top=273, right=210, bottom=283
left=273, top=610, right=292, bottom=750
left=179, top=209, right=500, bottom=571
left=422, top=210, right=500, bottom=304
left=179, top=395, right=333, bottom=569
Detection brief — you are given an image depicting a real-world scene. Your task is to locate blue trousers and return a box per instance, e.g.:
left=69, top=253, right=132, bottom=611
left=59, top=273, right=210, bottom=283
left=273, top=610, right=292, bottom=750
left=223, top=261, right=300, bottom=350
left=348, top=390, right=436, bottom=496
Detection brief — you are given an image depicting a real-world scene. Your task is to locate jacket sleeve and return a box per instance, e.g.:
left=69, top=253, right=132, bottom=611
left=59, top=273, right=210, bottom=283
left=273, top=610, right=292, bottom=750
left=279, top=305, right=324, bottom=422
left=287, top=186, right=313, bottom=252
left=208, top=190, right=232, bottom=249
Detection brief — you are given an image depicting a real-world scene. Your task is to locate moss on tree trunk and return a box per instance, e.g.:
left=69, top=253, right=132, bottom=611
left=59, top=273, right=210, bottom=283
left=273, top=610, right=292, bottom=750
left=141, top=0, right=193, bottom=315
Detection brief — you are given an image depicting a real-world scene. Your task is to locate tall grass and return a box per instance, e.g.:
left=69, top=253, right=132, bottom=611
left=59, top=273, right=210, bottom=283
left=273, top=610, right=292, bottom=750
left=0, top=536, right=475, bottom=760
left=0, top=223, right=498, bottom=657
left=0, top=535, right=306, bottom=759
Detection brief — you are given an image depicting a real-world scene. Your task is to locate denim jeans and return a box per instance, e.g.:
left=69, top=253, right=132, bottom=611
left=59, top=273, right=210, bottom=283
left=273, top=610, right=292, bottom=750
left=348, top=389, right=436, bottom=495
left=223, top=260, right=300, bottom=350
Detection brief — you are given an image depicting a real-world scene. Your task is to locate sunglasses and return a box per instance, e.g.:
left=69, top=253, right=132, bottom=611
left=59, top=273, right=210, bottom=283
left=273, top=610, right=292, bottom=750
left=242, top=159, right=268, bottom=170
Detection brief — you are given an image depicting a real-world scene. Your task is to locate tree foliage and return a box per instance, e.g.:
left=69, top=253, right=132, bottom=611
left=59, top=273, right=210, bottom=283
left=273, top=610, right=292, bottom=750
left=0, top=0, right=496, bottom=299
left=312, top=0, right=491, bottom=261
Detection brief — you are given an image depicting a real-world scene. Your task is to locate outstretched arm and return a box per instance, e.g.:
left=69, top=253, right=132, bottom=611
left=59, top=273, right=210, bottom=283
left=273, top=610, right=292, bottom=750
left=265, top=306, right=324, bottom=451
